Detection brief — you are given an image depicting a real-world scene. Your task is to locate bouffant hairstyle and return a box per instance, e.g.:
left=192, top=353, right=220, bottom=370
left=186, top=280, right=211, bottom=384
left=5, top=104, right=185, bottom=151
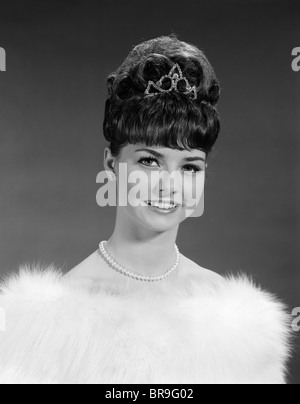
left=103, top=34, right=220, bottom=157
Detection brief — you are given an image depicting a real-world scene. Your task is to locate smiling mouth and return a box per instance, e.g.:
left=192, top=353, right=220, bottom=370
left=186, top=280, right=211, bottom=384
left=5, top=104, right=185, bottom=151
left=146, top=201, right=181, bottom=212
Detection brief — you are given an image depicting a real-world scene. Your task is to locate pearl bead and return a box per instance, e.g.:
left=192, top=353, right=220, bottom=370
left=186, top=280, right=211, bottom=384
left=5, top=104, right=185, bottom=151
left=98, top=241, right=180, bottom=283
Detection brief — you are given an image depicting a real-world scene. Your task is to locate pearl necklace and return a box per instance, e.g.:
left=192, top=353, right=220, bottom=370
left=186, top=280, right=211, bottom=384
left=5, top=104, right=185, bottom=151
left=98, top=241, right=181, bottom=282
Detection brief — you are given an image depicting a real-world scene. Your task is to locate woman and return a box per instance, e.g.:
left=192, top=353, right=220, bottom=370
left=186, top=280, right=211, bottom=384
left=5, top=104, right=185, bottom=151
left=0, top=34, right=292, bottom=384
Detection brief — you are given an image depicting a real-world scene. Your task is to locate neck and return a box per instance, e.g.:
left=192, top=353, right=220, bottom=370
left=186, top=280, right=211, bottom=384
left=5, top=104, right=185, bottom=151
left=106, top=210, right=180, bottom=278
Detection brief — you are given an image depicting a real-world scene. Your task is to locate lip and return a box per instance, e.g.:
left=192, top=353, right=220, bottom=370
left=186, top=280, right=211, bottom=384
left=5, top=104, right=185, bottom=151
left=144, top=201, right=181, bottom=215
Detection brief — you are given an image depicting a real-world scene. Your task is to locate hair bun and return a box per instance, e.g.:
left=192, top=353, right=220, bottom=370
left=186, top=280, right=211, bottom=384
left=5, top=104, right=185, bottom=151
left=139, top=54, right=174, bottom=84
left=104, top=34, right=221, bottom=156
left=108, top=53, right=220, bottom=105
left=207, top=82, right=220, bottom=105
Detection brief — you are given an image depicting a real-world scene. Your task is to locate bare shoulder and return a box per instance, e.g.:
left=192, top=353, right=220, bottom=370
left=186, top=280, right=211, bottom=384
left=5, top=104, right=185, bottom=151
left=63, top=250, right=107, bottom=284
left=180, top=254, right=224, bottom=285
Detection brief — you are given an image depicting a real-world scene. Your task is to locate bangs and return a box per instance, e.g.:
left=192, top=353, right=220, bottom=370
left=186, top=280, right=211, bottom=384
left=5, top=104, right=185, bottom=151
left=105, top=93, right=220, bottom=156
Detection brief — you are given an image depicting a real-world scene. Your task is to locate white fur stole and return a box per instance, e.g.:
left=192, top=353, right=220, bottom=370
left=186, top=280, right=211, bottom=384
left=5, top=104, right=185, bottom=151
left=0, top=264, right=292, bottom=384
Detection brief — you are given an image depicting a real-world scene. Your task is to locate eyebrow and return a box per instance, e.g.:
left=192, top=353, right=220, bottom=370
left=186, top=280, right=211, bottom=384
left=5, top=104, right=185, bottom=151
left=135, top=148, right=206, bottom=163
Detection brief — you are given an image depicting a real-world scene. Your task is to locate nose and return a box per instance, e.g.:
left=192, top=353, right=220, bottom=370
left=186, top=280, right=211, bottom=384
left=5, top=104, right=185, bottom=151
left=158, top=171, right=179, bottom=198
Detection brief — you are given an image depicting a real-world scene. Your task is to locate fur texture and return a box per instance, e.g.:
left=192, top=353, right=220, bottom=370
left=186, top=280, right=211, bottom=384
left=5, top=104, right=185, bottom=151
left=0, top=264, right=292, bottom=384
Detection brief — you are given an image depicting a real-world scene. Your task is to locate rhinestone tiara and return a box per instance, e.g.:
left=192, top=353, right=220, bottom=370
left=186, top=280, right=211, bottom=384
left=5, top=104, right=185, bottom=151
left=144, top=63, right=197, bottom=100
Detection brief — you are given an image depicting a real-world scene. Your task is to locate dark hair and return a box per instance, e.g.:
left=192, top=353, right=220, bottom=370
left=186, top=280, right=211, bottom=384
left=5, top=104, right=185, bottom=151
left=103, top=34, right=221, bottom=157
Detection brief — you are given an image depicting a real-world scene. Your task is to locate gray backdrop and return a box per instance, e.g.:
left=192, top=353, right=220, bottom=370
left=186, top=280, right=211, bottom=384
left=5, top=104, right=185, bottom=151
left=0, top=0, right=299, bottom=384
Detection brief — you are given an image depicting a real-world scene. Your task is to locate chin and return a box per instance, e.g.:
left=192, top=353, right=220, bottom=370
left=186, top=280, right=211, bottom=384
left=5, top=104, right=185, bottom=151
left=133, top=206, right=186, bottom=233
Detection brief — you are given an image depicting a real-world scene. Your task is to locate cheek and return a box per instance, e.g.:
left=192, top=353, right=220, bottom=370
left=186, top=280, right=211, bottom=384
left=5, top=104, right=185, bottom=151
left=181, top=173, right=205, bottom=219
left=182, top=173, right=205, bottom=204
left=125, top=166, right=152, bottom=207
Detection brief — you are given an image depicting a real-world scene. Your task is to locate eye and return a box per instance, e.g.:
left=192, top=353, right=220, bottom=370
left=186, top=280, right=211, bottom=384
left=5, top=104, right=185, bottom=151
left=138, top=157, right=160, bottom=168
left=182, top=165, right=202, bottom=174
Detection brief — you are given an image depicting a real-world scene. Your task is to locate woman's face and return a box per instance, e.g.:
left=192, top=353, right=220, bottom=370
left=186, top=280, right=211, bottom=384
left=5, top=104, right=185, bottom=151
left=109, top=144, right=207, bottom=233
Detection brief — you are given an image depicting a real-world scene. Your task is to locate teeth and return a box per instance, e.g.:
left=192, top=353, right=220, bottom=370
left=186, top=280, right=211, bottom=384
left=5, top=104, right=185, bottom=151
left=148, top=202, right=178, bottom=210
